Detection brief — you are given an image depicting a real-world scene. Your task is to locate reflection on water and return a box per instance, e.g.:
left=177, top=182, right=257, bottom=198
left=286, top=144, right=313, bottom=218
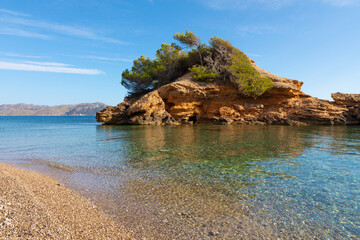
left=98, top=125, right=310, bottom=192
left=0, top=117, right=359, bottom=239
left=93, top=124, right=360, bottom=239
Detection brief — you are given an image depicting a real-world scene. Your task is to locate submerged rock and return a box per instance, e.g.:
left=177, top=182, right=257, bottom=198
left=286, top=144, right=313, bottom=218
left=97, top=65, right=359, bottom=126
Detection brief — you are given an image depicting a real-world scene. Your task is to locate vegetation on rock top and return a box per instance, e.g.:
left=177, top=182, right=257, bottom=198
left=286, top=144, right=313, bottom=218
left=121, top=30, right=273, bottom=98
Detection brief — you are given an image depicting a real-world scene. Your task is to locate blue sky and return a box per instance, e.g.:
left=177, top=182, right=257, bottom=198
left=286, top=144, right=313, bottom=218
left=0, top=0, right=359, bottom=106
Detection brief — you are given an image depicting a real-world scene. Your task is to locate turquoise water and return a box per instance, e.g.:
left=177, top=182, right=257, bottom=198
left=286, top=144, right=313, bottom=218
left=0, top=116, right=359, bottom=239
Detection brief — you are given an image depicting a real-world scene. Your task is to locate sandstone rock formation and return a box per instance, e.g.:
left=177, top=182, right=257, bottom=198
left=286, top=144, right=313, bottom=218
left=97, top=63, right=359, bottom=125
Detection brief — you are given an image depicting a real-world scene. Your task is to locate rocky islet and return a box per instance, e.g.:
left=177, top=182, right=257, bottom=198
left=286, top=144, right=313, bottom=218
left=97, top=60, right=360, bottom=126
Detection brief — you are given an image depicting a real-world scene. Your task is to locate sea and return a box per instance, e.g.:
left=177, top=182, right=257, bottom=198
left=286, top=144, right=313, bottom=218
left=0, top=116, right=359, bottom=239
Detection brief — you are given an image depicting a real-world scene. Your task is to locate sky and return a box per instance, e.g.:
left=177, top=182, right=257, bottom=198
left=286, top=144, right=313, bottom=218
left=0, top=0, right=359, bottom=106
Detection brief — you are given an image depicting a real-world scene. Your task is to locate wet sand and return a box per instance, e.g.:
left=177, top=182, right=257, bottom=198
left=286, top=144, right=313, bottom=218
left=0, top=163, right=132, bottom=239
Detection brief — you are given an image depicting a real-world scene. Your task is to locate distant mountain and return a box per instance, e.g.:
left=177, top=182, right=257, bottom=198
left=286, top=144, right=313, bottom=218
left=0, top=103, right=108, bottom=116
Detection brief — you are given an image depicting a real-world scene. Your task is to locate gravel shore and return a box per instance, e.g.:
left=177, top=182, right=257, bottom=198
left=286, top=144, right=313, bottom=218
left=0, top=163, right=132, bottom=239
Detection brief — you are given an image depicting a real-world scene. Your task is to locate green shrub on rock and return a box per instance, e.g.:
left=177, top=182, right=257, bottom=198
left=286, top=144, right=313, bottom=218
left=121, top=30, right=273, bottom=98
left=207, top=36, right=273, bottom=97
left=189, top=65, right=220, bottom=82
left=227, top=53, right=273, bottom=98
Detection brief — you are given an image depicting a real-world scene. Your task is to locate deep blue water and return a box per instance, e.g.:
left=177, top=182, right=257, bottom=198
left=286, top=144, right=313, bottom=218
left=0, top=116, right=359, bottom=239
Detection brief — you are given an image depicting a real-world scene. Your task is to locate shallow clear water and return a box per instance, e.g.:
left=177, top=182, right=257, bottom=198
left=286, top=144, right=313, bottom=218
left=0, top=116, right=359, bottom=239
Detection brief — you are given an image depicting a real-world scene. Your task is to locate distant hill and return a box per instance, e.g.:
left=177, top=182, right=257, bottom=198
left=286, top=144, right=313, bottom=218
left=0, top=103, right=108, bottom=116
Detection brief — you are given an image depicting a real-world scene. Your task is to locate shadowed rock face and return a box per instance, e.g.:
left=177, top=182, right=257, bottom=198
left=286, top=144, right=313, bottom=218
left=97, top=64, right=359, bottom=125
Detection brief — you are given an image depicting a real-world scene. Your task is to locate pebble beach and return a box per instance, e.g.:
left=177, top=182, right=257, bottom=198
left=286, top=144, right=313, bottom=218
left=0, top=163, right=132, bottom=239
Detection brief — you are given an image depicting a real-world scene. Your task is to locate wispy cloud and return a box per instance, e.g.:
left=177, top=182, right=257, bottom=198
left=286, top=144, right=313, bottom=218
left=197, top=0, right=293, bottom=10
left=86, top=56, right=133, bottom=62
left=2, top=52, right=48, bottom=59
left=0, top=9, right=30, bottom=17
left=197, top=0, right=359, bottom=9
left=247, top=53, right=262, bottom=58
left=237, top=25, right=278, bottom=35
left=0, top=61, right=103, bottom=75
left=0, top=9, right=128, bottom=44
left=24, top=61, right=70, bottom=67
left=0, top=26, right=50, bottom=39
left=322, top=0, right=360, bottom=6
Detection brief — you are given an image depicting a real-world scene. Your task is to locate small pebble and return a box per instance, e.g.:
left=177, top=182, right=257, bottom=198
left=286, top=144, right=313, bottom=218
left=209, top=230, right=219, bottom=236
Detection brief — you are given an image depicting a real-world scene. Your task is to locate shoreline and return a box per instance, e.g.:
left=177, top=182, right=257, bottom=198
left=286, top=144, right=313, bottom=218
left=0, top=163, right=131, bottom=239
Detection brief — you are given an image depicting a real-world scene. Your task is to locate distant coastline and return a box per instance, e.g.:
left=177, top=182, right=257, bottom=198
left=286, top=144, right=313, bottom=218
left=0, top=103, right=107, bottom=116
